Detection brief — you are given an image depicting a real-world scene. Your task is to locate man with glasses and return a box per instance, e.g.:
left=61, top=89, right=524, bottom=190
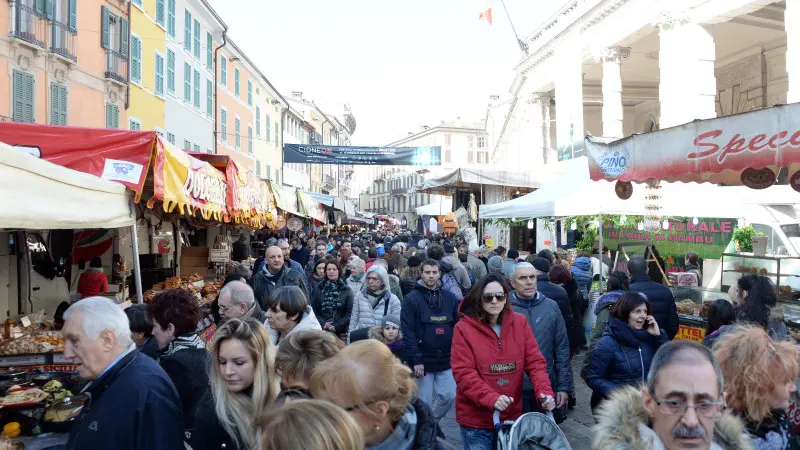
left=593, top=340, right=748, bottom=450
left=217, top=280, right=267, bottom=324
left=401, top=259, right=459, bottom=426
left=509, top=262, right=572, bottom=419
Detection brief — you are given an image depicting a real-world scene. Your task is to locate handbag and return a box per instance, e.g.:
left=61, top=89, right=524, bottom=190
left=348, top=296, right=390, bottom=343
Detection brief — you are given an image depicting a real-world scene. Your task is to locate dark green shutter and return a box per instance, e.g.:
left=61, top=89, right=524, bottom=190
left=23, top=73, right=34, bottom=123
left=50, top=83, right=58, bottom=124
left=119, top=18, right=129, bottom=57
left=106, top=104, right=112, bottom=128
left=68, top=0, right=77, bottom=31
left=35, top=0, right=45, bottom=16
left=101, top=6, right=110, bottom=49
left=45, top=0, right=54, bottom=20
left=12, top=72, right=24, bottom=122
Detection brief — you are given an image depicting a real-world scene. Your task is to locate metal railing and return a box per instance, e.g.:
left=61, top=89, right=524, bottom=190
left=105, top=49, right=128, bottom=84
left=391, top=187, right=406, bottom=196
left=323, top=174, right=335, bottom=187
left=9, top=1, right=47, bottom=49
left=50, top=20, right=76, bottom=62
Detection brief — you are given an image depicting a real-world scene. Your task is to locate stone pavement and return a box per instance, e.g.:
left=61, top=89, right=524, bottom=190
left=438, top=352, right=596, bottom=449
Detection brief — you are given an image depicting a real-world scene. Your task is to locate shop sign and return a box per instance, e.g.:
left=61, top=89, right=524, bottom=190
left=615, top=180, right=633, bottom=200
left=284, top=144, right=441, bottom=166
left=287, top=217, right=303, bottom=232
left=183, top=169, right=226, bottom=205
left=209, top=248, right=230, bottom=263
left=598, top=148, right=629, bottom=178
left=276, top=215, right=287, bottom=229
left=790, top=171, right=800, bottom=193
left=740, top=167, right=776, bottom=189
left=675, top=325, right=705, bottom=342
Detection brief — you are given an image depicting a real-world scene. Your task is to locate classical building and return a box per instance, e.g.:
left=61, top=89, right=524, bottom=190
left=127, top=0, right=165, bottom=132
left=493, top=0, right=799, bottom=170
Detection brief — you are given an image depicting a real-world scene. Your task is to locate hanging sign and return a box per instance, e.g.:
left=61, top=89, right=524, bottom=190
left=284, top=144, right=441, bottom=166
left=615, top=180, right=633, bottom=200
left=287, top=217, right=303, bottom=232
left=740, top=167, right=776, bottom=189
left=276, top=215, right=287, bottom=229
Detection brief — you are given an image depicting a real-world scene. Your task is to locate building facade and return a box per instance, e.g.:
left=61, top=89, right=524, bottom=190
left=251, top=69, right=286, bottom=183
left=1, top=0, right=129, bottom=128
left=282, top=106, right=311, bottom=190
left=214, top=39, right=255, bottom=171
left=163, top=0, right=224, bottom=153
left=127, top=0, right=165, bottom=132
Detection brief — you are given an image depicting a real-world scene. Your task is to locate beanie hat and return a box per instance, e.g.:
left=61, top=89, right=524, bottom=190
left=488, top=255, right=504, bottom=271
left=382, top=314, right=401, bottom=329
left=532, top=256, right=551, bottom=274
left=508, top=248, right=520, bottom=260
left=444, top=242, right=456, bottom=254
left=407, top=255, right=422, bottom=268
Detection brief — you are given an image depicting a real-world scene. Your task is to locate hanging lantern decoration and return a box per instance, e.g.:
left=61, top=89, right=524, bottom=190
left=644, top=179, right=663, bottom=232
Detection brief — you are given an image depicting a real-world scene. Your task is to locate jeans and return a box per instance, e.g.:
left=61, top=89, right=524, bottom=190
left=460, top=426, right=495, bottom=450
left=416, top=369, right=456, bottom=423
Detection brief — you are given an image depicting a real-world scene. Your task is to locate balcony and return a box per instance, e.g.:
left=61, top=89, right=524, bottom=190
left=391, top=187, right=406, bottom=196
left=9, top=1, right=47, bottom=50
left=50, top=20, right=76, bottom=63
left=322, top=174, right=335, bottom=190
left=105, top=49, right=128, bottom=84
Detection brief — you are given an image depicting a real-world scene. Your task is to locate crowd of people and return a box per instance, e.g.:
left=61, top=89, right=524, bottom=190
left=57, top=230, right=800, bottom=450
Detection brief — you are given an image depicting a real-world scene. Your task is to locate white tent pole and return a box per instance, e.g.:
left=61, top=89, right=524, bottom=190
left=130, top=220, right=144, bottom=304
left=598, top=215, right=604, bottom=294
left=479, top=183, right=484, bottom=244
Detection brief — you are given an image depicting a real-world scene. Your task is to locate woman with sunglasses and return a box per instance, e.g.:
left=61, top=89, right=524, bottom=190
left=451, top=273, right=555, bottom=450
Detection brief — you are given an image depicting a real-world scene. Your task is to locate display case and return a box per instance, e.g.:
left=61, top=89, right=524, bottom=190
left=720, top=253, right=800, bottom=296
left=670, top=285, right=729, bottom=343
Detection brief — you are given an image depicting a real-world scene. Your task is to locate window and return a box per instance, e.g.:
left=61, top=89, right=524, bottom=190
left=166, top=50, right=175, bottom=94
left=256, top=107, right=261, bottom=137
left=274, top=120, right=278, bottom=146
left=220, top=108, right=227, bottom=142
left=183, top=139, right=191, bottom=150
left=129, top=118, right=141, bottom=130
left=105, top=103, right=119, bottom=129
left=467, top=136, right=474, bottom=148
left=444, top=150, right=451, bottom=163
left=478, top=152, right=487, bottom=164
left=265, top=115, right=271, bottom=142
left=167, top=132, right=175, bottom=144
left=247, top=125, right=253, bottom=154
left=193, top=144, right=200, bottom=152
left=130, top=35, right=142, bottom=84
left=12, top=70, right=35, bottom=123
left=48, top=83, right=67, bottom=126
left=234, top=68, right=240, bottom=97
left=132, top=0, right=142, bottom=6
left=444, top=134, right=451, bottom=146
left=155, top=0, right=164, bottom=26
left=256, top=161, right=261, bottom=177
left=193, top=20, right=200, bottom=59
left=206, top=79, right=212, bottom=117
left=206, top=32, right=212, bottom=69
left=220, top=55, right=227, bottom=86
left=184, top=10, right=192, bottom=52
left=468, top=151, right=474, bottom=164
left=193, top=69, right=200, bottom=108
left=477, top=136, right=487, bottom=148
left=247, top=80, right=252, bottom=105
left=167, top=0, right=175, bottom=37
left=234, top=117, right=241, bottom=148
left=182, top=63, right=191, bottom=103
left=154, top=52, right=165, bottom=97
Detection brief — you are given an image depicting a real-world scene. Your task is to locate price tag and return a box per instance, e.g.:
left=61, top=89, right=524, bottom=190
left=20, top=317, right=31, bottom=328
left=209, top=248, right=230, bottom=263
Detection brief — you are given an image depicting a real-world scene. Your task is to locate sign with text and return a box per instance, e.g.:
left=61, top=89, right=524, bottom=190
left=284, top=144, right=441, bottom=166
left=675, top=325, right=706, bottom=343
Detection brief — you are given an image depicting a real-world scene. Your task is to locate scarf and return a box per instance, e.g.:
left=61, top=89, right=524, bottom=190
left=367, top=403, right=417, bottom=450
left=320, top=280, right=345, bottom=317
left=262, top=265, right=285, bottom=282
left=746, top=409, right=791, bottom=450
left=350, top=273, right=365, bottom=283
left=367, top=288, right=386, bottom=308
left=157, top=333, right=205, bottom=363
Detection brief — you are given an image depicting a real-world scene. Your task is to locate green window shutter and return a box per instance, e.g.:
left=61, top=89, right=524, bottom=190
left=234, top=69, right=239, bottom=97
left=274, top=120, right=278, bottom=145
left=184, top=10, right=191, bottom=51
left=235, top=118, right=240, bottom=148
left=248, top=125, right=252, bottom=154
left=12, top=71, right=24, bottom=122
left=184, top=63, right=191, bottom=103
left=155, top=53, right=164, bottom=96
left=167, top=50, right=175, bottom=93
left=256, top=107, right=260, bottom=136
left=220, top=56, right=226, bottom=86
left=206, top=33, right=212, bottom=68
left=155, top=0, right=164, bottom=26
left=247, top=80, right=252, bottom=105
left=193, top=20, right=200, bottom=59
left=193, top=69, right=200, bottom=108
left=220, top=110, right=227, bottom=141
left=58, top=84, right=67, bottom=125
left=101, top=6, right=110, bottom=49
left=167, top=0, right=175, bottom=37
left=68, top=0, right=77, bottom=31
left=130, top=36, right=141, bottom=83
left=265, top=115, right=270, bottom=142
left=22, top=72, right=35, bottom=123
left=45, top=0, right=54, bottom=19
left=50, top=83, right=58, bottom=125
left=206, top=79, right=212, bottom=117
left=112, top=105, right=119, bottom=128
left=35, top=0, right=45, bottom=16
left=105, top=103, right=113, bottom=128
left=119, top=18, right=129, bottom=57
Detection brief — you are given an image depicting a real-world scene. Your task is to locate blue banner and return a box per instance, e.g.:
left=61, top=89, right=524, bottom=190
left=283, top=144, right=441, bottom=166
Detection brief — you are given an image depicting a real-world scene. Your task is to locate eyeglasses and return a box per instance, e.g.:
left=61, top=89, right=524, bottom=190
left=648, top=389, right=723, bottom=418
left=218, top=302, right=242, bottom=313
left=482, top=292, right=507, bottom=303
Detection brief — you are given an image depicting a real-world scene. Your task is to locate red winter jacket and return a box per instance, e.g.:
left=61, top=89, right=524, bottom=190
left=451, top=306, right=554, bottom=430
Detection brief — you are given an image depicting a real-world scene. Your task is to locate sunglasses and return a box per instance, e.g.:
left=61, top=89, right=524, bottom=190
left=482, top=292, right=507, bottom=303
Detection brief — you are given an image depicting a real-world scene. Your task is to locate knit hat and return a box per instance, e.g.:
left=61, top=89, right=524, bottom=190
left=407, top=255, right=422, bottom=268
left=531, top=256, right=551, bottom=274
left=508, top=248, right=520, bottom=260
left=488, top=255, right=504, bottom=271
left=382, top=314, right=401, bottom=329
left=444, top=242, right=456, bottom=254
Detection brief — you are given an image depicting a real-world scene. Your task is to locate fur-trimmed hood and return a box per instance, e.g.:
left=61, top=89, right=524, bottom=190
left=593, top=386, right=750, bottom=450
left=368, top=325, right=403, bottom=344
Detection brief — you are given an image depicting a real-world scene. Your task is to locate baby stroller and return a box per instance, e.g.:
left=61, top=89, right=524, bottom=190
left=494, top=410, right=572, bottom=450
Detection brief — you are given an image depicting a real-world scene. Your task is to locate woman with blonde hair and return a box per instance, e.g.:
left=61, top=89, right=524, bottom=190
left=714, top=325, right=799, bottom=450
left=258, top=399, right=364, bottom=450
left=190, top=317, right=280, bottom=450
left=310, top=339, right=446, bottom=449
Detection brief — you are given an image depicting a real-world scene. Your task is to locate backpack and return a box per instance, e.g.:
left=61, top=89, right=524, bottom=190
left=441, top=272, right=463, bottom=299
left=464, top=265, right=476, bottom=286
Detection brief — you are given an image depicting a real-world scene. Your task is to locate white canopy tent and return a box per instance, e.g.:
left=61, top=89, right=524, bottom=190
left=416, top=168, right=545, bottom=195
left=416, top=197, right=453, bottom=216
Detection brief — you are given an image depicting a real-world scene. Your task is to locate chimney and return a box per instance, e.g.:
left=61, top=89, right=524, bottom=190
left=291, top=91, right=303, bottom=99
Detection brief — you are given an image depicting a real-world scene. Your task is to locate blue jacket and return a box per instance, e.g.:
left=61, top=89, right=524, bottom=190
left=584, top=318, right=668, bottom=398
left=401, top=280, right=460, bottom=373
left=570, top=257, right=593, bottom=298
left=65, top=349, right=184, bottom=450
left=629, top=275, right=679, bottom=339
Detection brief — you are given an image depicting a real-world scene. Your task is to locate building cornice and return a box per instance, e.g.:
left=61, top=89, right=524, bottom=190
left=386, top=125, right=486, bottom=147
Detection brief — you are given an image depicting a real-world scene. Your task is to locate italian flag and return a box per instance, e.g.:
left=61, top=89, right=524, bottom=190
left=479, top=0, right=493, bottom=25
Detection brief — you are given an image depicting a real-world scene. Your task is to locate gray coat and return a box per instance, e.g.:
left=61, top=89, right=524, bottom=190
left=510, top=290, right=572, bottom=394
left=443, top=255, right=472, bottom=294
left=348, top=266, right=402, bottom=342
left=466, top=253, right=487, bottom=281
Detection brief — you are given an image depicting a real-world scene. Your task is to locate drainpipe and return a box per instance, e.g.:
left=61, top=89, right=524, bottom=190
left=280, top=106, right=288, bottom=185
left=213, top=27, right=228, bottom=154
left=125, top=0, right=131, bottom=110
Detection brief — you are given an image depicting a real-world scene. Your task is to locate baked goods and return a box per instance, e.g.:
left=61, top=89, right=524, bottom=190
left=676, top=299, right=697, bottom=315
left=0, top=388, right=48, bottom=406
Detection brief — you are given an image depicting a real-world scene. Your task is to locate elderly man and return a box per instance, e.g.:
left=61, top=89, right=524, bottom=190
left=509, top=263, right=572, bottom=416
left=252, top=245, right=308, bottom=310
left=63, top=297, right=184, bottom=449
left=278, top=238, right=309, bottom=284
left=459, top=243, right=487, bottom=281
left=593, top=340, right=748, bottom=450
left=530, top=257, right=574, bottom=340
left=218, top=280, right=267, bottom=324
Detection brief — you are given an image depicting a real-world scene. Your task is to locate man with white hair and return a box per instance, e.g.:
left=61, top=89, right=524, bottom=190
left=218, top=280, right=267, bottom=324
left=459, top=243, right=487, bottom=281
left=63, top=296, right=184, bottom=449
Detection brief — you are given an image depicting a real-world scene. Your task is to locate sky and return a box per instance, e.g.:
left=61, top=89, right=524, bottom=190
left=207, top=0, right=561, bottom=146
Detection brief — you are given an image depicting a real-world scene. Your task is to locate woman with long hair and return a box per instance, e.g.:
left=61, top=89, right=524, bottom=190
left=584, top=292, right=667, bottom=412
left=451, top=273, right=555, bottom=449
left=309, top=257, right=354, bottom=340
left=549, top=264, right=585, bottom=354
left=309, top=256, right=330, bottom=292
left=310, top=340, right=446, bottom=449
left=735, top=274, right=788, bottom=340
left=715, top=325, right=799, bottom=449
left=702, top=299, right=736, bottom=348
left=190, top=317, right=279, bottom=450
left=258, top=399, right=364, bottom=450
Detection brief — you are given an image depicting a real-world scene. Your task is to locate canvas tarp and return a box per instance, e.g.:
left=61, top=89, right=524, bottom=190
left=416, top=168, right=545, bottom=194
left=0, top=142, right=134, bottom=230
left=416, top=197, right=453, bottom=216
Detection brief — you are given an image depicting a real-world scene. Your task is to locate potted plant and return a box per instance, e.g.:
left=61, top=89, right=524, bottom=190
left=732, top=225, right=760, bottom=252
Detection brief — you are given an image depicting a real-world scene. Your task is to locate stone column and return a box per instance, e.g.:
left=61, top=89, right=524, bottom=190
left=601, top=47, right=630, bottom=138
left=787, top=0, right=800, bottom=103
left=657, top=12, right=717, bottom=128
left=529, top=93, right=551, bottom=166
left=555, top=40, right=585, bottom=160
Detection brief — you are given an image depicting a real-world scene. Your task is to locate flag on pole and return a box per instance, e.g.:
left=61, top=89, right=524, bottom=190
left=479, top=0, right=493, bottom=25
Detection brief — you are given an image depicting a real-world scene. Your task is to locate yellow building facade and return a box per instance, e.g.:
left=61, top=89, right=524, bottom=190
left=127, top=0, right=165, bottom=131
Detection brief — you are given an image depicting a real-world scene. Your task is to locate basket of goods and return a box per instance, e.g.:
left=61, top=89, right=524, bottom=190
left=676, top=299, right=698, bottom=315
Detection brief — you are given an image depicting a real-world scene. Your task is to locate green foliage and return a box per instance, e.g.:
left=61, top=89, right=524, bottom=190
left=732, top=225, right=763, bottom=252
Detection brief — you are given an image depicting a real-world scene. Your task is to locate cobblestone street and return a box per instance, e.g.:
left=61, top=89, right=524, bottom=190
left=439, top=352, right=595, bottom=449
